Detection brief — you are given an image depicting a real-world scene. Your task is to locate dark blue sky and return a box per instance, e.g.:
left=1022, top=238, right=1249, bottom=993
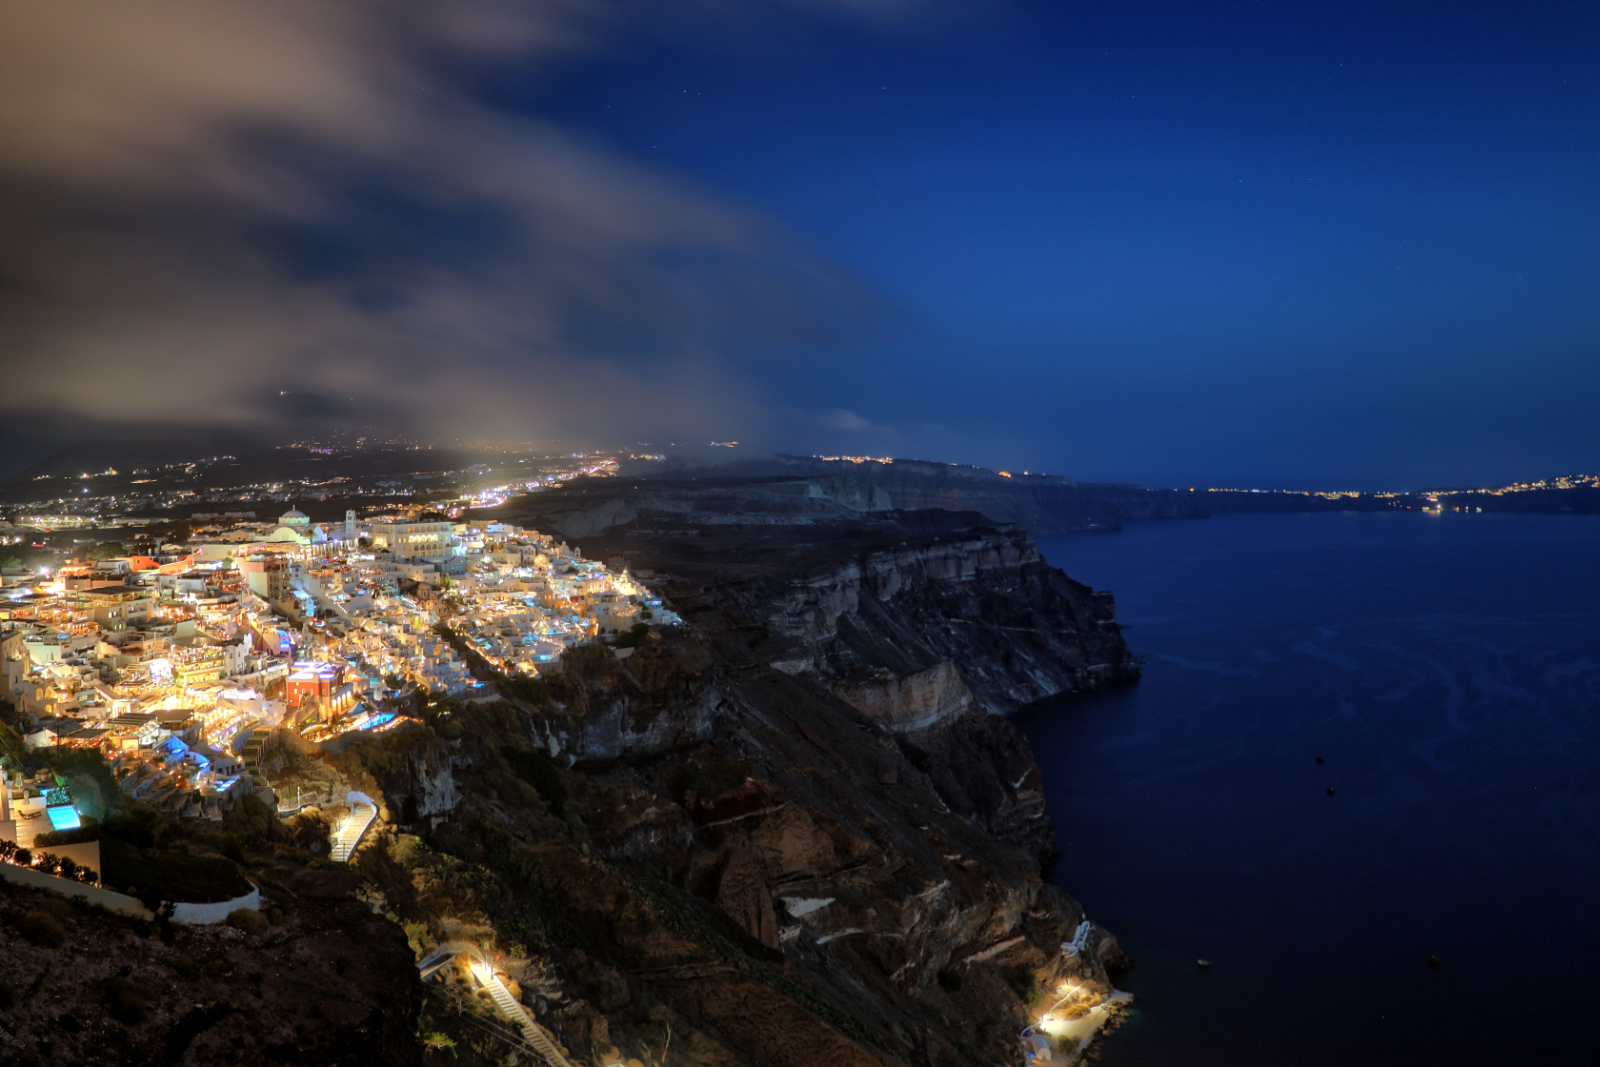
left=489, top=0, right=1600, bottom=488
left=2, top=1, right=1596, bottom=489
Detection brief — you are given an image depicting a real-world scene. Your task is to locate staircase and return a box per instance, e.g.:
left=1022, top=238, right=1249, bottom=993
left=471, top=961, right=577, bottom=1067
left=330, top=800, right=375, bottom=862
left=236, top=721, right=267, bottom=773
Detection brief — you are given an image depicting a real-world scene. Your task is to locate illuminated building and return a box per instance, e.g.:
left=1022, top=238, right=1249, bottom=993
left=285, top=660, right=355, bottom=718
left=170, top=646, right=226, bottom=687
left=369, top=520, right=456, bottom=559
left=237, top=554, right=295, bottom=615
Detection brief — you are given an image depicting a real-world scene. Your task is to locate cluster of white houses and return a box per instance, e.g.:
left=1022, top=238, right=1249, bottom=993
left=2, top=506, right=672, bottom=838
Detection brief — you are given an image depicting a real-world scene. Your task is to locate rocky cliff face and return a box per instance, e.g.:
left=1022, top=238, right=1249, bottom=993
left=550, top=509, right=1139, bottom=722
left=740, top=520, right=1141, bottom=717
left=339, top=507, right=1137, bottom=1066
left=832, top=458, right=1208, bottom=532
left=104, top=504, right=1141, bottom=1067
left=515, top=474, right=895, bottom=540
left=351, top=728, right=461, bottom=822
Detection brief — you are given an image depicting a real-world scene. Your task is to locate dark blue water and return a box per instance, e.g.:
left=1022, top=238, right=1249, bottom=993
left=1023, top=513, right=1600, bottom=1066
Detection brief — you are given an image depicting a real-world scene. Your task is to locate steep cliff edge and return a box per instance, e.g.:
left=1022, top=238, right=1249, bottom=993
left=610, top=452, right=1207, bottom=533
left=565, top=508, right=1140, bottom=721
left=335, top=506, right=1138, bottom=1066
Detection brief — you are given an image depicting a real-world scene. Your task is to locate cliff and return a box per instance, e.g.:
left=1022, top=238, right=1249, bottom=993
left=325, top=506, right=1137, bottom=1066
left=590, top=511, right=1140, bottom=719
left=607, top=452, right=1207, bottom=533
left=2, top=503, right=1138, bottom=1067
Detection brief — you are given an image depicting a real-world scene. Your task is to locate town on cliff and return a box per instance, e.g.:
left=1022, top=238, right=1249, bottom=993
left=6, top=443, right=1588, bottom=1065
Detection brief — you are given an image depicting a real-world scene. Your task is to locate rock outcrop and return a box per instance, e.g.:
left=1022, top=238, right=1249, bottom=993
left=366, top=505, right=1139, bottom=1066
left=0, top=877, right=421, bottom=1066
left=349, top=725, right=461, bottom=823
left=548, top=508, right=1140, bottom=722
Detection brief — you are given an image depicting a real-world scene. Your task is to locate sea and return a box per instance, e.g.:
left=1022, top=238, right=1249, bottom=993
left=1021, top=512, right=1600, bottom=1066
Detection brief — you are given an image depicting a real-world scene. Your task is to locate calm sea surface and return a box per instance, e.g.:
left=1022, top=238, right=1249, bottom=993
left=1023, top=513, right=1600, bottom=1066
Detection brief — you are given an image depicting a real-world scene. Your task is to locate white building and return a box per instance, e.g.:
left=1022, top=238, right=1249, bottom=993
left=369, top=521, right=456, bottom=559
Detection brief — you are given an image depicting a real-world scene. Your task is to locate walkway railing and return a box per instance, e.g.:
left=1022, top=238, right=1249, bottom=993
left=469, top=961, right=577, bottom=1067
left=416, top=945, right=575, bottom=1067
left=330, top=794, right=376, bottom=862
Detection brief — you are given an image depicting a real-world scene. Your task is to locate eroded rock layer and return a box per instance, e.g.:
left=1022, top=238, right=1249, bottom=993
left=342, top=506, right=1139, bottom=1065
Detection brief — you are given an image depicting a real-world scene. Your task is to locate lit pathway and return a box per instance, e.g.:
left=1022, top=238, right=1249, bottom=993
left=1020, top=918, right=1133, bottom=1065
left=468, top=959, right=577, bottom=1067
left=330, top=794, right=376, bottom=862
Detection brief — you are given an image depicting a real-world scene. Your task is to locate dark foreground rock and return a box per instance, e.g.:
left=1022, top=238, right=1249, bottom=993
left=0, top=880, right=420, bottom=1066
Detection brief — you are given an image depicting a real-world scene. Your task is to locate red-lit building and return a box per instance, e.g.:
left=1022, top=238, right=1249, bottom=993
left=286, top=660, right=345, bottom=708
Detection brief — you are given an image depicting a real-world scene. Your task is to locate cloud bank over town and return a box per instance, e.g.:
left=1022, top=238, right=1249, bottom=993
left=0, top=0, right=885, bottom=456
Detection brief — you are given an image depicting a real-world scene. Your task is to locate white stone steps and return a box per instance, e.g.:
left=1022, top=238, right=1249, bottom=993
left=330, top=801, right=375, bottom=862
left=473, top=962, right=575, bottom=1067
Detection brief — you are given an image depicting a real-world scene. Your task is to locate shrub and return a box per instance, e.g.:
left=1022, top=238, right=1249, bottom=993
left=420, top=1030, right=456, bottom=1053
left=500, top=746, right=567, bottom=817
left=33, top=824, right=99, bottom=849
left=103, top=976, right=151, bottom=1025
left=19, top=910, right=66, bottom=947
left=500, top=674, right=553, bottom=707
left=165, top=953, right=202, bottom=979
left=36, top=895, right=73, bottom=920
left=220, top=833, right=248, bottom=865
left=1005, top=967, right=1040, bottom=1007
left=100, top=838, right=251, bottom=904
left=612, top=622, right=650, bottom=649
left=13, top=847, right=31, bottom=866
left=101, top=807, right=163, bottom=849
left=225, top=908, right=269, bottom=936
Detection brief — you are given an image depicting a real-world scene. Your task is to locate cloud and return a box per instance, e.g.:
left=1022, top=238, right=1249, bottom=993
left=817, top=408, right=886, bottom=433
left=0, top=0, right=876, bottom=450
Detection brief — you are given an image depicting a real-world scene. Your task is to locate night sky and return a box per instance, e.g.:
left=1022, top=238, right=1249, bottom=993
left=2, top=1, right=1597, bottom=488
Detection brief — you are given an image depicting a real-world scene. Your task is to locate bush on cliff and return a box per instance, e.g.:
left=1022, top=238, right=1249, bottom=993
left=100, top=838, right=252, bottom=906
left=18, top=909, right=66, bottom=947
left=102, top=976, right=152, bottom=1024
left=500, top=674, right=553, bottom=708
left=611, top=622, right=650, bottom=649
left=500, top=746, right=568, bottom=818
left=226, top=908, right=270, bottom=936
